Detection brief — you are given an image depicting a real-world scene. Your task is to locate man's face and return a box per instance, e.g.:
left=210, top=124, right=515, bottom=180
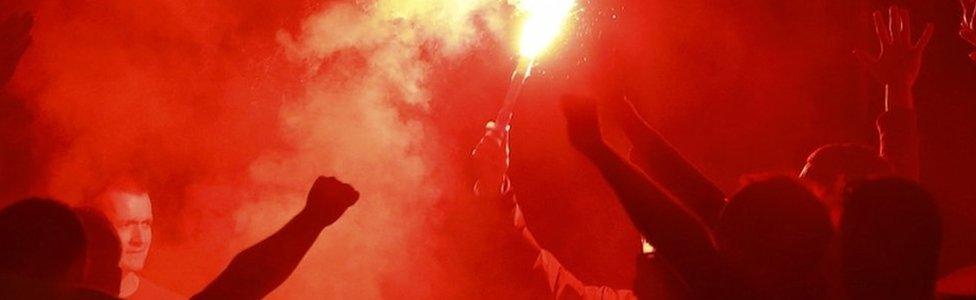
left=105, top=192, right=153, bottom=273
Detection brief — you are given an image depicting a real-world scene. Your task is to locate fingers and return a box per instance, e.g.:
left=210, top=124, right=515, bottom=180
left=560, top=95, right=598, bottom=121
left=967, top=0, right=976, bottom=28
left=872, top=6, right=932, bottom=53
left=963, top=0, right=976, bottom=46
left=314, top=175, right=335, bottom=185
left=310, top=176, right=359, bottom=205
left=889, top=6, right=901, bottom=44
left=915, top=23, right=935, bottom=51
left=473, top=120, right=510, bottom=162
left=483, top=120, right=507, bottom=147
left=483, top=120, right=501, bottom=143
left=560, top=95, right=604, bottom=147
left=964, top=0, right=973, bottom=26
left=874, top=11, right=892, bottom=46
left=901, top=8, right=912, bottom=45
left=972, top=0, right=976, bottom=27
left=560, top=94, right=600, bottom=134
left=501, top=122, right=511, bottom=150
left=484, top=120, right=510, bottom=138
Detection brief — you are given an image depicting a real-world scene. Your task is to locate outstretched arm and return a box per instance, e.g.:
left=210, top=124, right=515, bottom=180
left=0, top=13, right=32, bottom=87
left=561, top=95, right=744, bottom=299
left=192, top=177, right=359, bottom=300
left=962, top=0, right=976, bottom=62
left=472, top=121, right=636, bottom=300
left=854, top=6, right=932, bottom=180
left=606, top=95, right=727, bottom=227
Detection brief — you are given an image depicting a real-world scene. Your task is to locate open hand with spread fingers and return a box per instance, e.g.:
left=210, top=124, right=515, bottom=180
left=962, top=0, right=976, bottom=61
left=854, top=5, right=934, bottom=87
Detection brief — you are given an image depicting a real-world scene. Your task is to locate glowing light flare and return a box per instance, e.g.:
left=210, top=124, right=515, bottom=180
left=514, top=0, right=577, bottom=60
left=491, top=0, right=578, bottom=129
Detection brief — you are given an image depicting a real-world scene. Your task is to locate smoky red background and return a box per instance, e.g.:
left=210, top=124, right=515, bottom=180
left=1, top=0, right=974, bottom=298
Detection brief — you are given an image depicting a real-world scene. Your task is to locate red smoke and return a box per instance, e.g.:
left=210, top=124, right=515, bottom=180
left=5, top=0, right=900, bottom=297
left=5, top=0, right=318, bottom=294
left=3, top=0, right=628, bottom=297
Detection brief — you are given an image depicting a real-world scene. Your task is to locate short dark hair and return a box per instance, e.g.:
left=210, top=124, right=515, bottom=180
left=0, top=198, right=86, bottom=283
left=74, top=207, right=122, bottom=295
left=719, top=176, right=834, bottom=274
left=84, top=177, right=147, bottom=212
left=801, top=143, right=891, bottom=188
left=842, top=177, right=941, bottom=299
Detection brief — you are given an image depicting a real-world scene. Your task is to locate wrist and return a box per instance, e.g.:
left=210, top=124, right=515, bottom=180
left=885, top=83, right=914, bottom=111
left=297, top=206, right=335, bottom=229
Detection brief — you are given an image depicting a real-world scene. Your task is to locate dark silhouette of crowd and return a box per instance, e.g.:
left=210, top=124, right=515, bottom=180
left=470, top=3, right=976, bottom=300
left=0, top=177, right=358, bottom=300
left=2, top=1, right=976, bottom=300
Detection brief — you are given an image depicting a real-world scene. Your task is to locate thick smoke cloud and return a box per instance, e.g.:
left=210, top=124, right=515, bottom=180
left=245, top=1, right=509, bottom=297
left=4, top=0, right=518, bottom=298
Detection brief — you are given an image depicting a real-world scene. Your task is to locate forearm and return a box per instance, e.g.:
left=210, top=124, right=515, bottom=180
left=584, top=144, right=714, bottom=254
left=885, top=83, right=914, bottom=111
left=516, top=204, right=637, bottom=300
left=192, top=209, right=326, bottom=300
left=483, top=185, right=636, bottom=300
left=579, top=143, right=730, bottom=296
left=879, top=84, right=920, bottom=180
left=625, top=124, right=727, bottom=226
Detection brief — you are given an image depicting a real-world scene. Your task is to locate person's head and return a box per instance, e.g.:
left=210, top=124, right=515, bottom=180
left=0, top=198, right=86, bottom=284
left=717, top=176, right=834, bottom=297
left=90, top=180, right=153, bottom=274
left=799, top=144, right=891, bottom=209
left=73, top=207, right=122, bottom=296
left=841, top=178, right=941, bottom=300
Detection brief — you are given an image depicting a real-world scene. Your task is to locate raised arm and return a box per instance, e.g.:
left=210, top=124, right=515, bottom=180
left=962, top=0, right=976, bottom=62
left=472, top=121, right=636, bottom=300
left=854, top=5, right=933, bottom=180
left=561, top=95, right=745, bottom=299
left=192, top=176, right=359, bottom=300
left=606, top=95, right=727, bottom=227
left=0, top=13, right=33, bottom=87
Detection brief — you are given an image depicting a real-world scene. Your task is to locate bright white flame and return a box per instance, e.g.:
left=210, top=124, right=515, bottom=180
left=515, top=0, right=576, bottom=60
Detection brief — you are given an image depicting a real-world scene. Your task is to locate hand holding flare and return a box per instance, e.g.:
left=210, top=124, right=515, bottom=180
left=494, top=0, right=576, bottom=129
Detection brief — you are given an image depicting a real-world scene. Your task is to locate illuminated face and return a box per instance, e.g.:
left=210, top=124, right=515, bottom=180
left=104, top=192, right=153, bottom=273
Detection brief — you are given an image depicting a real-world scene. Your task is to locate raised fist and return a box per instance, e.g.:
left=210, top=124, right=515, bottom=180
left=305, top=176, right=360, bottom=227
left=561, top=95, right=606, bottom=156
left=0, top=13, right=33, bottom=86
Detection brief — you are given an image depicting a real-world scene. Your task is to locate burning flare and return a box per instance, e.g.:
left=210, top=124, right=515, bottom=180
left=515, top=0, right=577, bottom=60
left=494, top=0, right=577, bottom=128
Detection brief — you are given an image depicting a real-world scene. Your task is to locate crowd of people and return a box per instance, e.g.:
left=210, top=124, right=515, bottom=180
left=1, top=2, right=976, bottom=300
left=469, top=3, right=976, bottom=300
